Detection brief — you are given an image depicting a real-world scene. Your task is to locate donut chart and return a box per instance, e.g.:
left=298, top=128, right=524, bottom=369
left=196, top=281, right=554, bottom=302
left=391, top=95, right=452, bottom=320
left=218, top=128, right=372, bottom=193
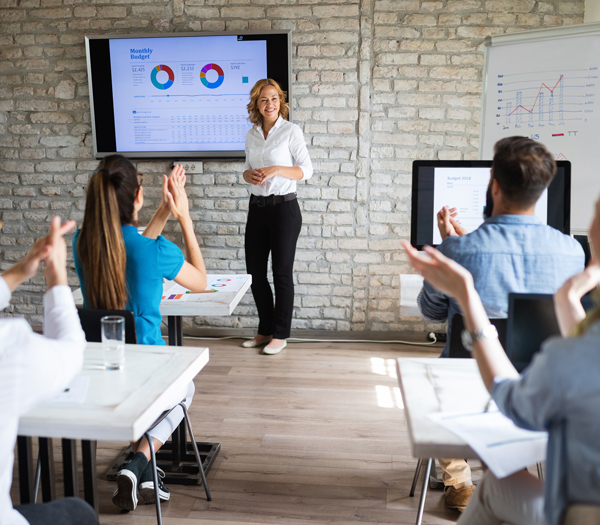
left=200, top=63, right=224, bottom=89
left=151, top=64, right=174, bottom=90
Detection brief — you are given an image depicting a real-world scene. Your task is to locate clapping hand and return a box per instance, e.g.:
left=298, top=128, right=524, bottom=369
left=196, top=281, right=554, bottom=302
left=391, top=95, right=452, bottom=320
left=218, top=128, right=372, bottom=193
left=163, top=164, right=190, bottom=222
left=401, top=240, right=474, bottom=302
left=2, top=216, right=75, bottom=291
left=437, top=206, right=468, bottom=240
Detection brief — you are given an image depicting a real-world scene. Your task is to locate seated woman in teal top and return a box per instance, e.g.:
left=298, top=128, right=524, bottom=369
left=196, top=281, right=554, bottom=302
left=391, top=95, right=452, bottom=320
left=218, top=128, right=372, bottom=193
left=73, top=155, right=207, bottom=512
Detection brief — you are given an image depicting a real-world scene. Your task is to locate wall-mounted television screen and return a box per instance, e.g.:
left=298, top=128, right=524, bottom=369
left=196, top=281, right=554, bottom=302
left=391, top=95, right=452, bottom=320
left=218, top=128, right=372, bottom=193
left=85, top=31, right=292, bottom=159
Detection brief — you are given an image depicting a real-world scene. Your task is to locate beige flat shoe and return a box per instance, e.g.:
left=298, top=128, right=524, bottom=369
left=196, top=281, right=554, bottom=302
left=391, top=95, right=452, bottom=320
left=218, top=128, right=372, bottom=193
left=263, top=340, right=287, bottom=355
left=241, top=338, right=271, bottom=348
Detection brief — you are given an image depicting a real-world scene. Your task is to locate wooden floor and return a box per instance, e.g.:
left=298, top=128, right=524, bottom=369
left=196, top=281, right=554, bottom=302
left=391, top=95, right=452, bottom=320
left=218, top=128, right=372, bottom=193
left=15, top=338, right=469, bottom=524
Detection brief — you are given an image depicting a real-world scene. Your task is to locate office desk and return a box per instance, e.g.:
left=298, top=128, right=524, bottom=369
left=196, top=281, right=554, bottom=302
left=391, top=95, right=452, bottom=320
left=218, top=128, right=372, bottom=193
left=396, top=357, right=488, bottom=525
left=17, top=343, right=209, bottom=512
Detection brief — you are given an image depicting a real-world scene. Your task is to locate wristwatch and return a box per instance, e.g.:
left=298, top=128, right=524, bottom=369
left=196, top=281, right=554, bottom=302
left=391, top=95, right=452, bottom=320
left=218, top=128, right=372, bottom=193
left=461, top=324, right=498, bottom=352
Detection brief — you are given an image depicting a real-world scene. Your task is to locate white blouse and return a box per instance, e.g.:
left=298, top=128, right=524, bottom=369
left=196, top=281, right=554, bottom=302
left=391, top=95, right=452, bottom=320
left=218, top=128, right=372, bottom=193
left=244, top=116, right=313, bottom=197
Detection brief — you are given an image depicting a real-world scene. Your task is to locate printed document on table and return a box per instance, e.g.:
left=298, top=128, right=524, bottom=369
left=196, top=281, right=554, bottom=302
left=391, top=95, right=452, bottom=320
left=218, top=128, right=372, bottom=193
left=428, top=409, right=548, bottom=479
left=162, top=282, right=190, bottom=301
left=48, top=376, right=90, bottom=404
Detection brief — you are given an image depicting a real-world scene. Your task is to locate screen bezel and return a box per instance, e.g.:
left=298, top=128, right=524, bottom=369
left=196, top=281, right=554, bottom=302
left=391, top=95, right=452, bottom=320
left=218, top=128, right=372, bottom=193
left=410, top=160, right=571, bottom=250
left=85, top=30, right=292, bottom=159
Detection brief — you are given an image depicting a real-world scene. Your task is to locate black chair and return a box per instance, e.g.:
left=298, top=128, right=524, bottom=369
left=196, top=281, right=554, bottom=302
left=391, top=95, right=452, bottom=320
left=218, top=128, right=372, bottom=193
left=77, top=307, right=138, bottom=344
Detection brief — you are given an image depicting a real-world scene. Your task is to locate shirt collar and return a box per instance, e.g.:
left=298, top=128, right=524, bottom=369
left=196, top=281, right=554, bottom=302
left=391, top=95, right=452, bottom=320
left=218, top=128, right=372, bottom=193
left=255, top=115, right=283, bottom=134
left=483, top=214, right=544, bottom=226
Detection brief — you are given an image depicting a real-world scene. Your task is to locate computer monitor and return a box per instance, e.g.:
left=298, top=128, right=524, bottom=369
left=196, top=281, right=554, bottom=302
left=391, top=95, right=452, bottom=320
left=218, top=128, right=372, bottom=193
left=506, top=293, right=560, bottom=372
left=410, top=160, right=571, bottom=250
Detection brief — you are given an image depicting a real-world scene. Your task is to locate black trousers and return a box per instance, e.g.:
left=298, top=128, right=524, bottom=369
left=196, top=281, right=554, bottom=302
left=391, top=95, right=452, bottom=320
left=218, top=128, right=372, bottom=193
left=16, top=497, right=98, bottom=525
left=245, top=197, right=302, bottom=339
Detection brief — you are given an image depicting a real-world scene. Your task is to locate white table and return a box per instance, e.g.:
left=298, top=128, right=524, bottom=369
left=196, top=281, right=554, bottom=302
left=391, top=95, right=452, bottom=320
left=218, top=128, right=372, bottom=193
left=72, top=273, right=253, bottom=345
left=17, top=342, right=209, bottom=512
left=396, top=357, right=488, bottom=525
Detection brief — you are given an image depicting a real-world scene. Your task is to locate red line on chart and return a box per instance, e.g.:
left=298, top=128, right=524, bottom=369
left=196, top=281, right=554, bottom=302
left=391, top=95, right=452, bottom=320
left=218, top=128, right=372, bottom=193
left=552, top=133, right=564, bottom=137
left=509, top=75, right=564, bottom=116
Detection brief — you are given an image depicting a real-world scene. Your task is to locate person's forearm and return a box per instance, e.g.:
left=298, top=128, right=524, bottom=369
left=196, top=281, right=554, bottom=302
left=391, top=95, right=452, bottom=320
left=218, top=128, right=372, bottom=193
left=143, top=203, right=170, bottom=239
left=275, top=166, right=304, bottom=180
left=179, top=216, right=207, bottom=284
left=554, top=290, right=586, bottom=336
left=1, top=265, right=29, bottom=292
left=456, top=283, right=519, bottom=391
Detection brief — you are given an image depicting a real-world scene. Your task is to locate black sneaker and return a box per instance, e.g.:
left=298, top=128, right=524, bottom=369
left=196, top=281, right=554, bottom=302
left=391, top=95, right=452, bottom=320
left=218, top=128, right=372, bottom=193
left=139, top=465, right=170, bottom=504
left=112, top=452, right=148, bottom=511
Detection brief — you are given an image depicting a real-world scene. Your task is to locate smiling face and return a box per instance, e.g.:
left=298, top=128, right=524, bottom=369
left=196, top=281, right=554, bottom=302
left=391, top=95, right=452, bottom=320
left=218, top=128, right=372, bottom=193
left=257, top=85, right=281, bottom=125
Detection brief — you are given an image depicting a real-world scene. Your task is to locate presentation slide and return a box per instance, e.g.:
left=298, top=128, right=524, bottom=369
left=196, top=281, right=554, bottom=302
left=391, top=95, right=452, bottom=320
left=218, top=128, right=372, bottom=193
left=432, top=168, right=547, bottom=245
left=108, top=36, right=267, bottom=152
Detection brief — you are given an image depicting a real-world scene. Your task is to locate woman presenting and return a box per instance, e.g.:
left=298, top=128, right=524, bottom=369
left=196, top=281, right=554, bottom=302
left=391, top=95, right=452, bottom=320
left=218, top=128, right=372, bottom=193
left=242, top=78, right=313, bottom=355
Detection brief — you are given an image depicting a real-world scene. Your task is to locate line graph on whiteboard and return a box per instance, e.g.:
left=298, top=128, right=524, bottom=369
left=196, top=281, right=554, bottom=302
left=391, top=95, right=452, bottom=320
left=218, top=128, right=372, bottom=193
left=494, top=68, right=597, bottom=131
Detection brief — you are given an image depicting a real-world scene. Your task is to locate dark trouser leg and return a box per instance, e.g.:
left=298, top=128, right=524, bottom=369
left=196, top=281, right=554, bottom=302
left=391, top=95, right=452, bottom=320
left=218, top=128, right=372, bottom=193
left=245, top=202, right=275, bottom=336
left=15, top=497, right=99, bottom=525
left=270, top=199, right=302, bottom=340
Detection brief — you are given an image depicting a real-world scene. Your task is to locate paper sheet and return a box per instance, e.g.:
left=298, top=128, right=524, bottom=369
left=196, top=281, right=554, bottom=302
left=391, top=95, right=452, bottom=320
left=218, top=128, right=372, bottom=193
left=206, top=275, right=248, bottom=293
left=428, top=409, right=547, bottom=479
left=48, top=376, right=90, bottom=404
left=162, top=282, right=190, bottom=301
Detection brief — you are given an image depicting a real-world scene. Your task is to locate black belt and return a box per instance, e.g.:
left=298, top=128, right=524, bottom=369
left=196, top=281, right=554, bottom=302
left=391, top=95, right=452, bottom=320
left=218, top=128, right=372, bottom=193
left=250, top=193, right=296, bottom=207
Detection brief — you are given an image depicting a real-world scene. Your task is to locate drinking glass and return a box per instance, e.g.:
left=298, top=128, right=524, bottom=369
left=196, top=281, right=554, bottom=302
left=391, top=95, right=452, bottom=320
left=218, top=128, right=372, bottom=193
left=101, top=316, right=125, bottom=370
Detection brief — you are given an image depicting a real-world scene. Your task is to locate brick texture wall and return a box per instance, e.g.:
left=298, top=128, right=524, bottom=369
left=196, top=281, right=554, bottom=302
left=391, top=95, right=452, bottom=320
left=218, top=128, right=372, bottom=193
left=0, top=0, right=585, bottom=331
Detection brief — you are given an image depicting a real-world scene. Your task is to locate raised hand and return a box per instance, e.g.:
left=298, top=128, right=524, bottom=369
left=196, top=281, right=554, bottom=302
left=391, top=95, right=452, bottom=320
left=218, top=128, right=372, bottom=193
left=554, top=259, right=600, bottom=336
left=2, top=216, right=75, bottom=291
left=436, top=206, right=465, bottom=240
left=165, top=165, right=190, bottom=223
left=44, top=216, right=75, bottom=288
left=401, top=240, right=474, bottom=301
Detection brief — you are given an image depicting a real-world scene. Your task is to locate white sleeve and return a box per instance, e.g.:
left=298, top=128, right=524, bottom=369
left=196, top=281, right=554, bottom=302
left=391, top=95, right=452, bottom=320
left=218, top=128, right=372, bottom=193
left=243, top=130, right=252, bottom=172
left=0, top=277, right=11, bottom=311
left=289, top=125, right=313, bottom=181
left=12, top=285, right=86, bottom=413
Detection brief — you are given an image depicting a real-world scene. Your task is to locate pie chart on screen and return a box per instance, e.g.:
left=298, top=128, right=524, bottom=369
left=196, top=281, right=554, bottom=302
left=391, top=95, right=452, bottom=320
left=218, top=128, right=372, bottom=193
left=151, top=64, right=174, bottom=90
left=200, top=63, right=224, bottom=89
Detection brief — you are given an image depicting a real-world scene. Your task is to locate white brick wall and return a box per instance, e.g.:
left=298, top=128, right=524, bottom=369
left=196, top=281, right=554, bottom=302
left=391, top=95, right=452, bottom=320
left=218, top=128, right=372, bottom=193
left=0, top=0, right=585, bottom=331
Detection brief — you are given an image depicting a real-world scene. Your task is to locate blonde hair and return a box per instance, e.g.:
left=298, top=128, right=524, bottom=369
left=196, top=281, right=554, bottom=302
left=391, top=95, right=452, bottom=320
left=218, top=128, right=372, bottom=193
left=247, top=78, right=289, bottom=126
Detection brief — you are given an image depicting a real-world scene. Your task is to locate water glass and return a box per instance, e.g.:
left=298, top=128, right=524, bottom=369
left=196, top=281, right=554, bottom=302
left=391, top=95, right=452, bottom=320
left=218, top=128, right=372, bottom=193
left=101, top=316, right=125, bottom=370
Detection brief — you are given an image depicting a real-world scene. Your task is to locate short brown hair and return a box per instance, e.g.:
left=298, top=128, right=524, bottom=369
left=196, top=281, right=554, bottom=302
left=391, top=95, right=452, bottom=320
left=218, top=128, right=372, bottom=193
left=492, top=137, right=556, bottom=208
left=247, top=78, right=289, bottom=126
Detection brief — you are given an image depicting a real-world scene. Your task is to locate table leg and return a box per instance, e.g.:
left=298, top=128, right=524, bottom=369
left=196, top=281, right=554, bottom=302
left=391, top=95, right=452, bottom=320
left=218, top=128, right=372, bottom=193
left=38, top=438, right=55, bottom=502
left=167, top=316, right=177, bottom=346
left=415, top=458, right=433, bottom=525
left=17, top=436, right=35, bottom=504
left=82, top=440, right=99, bottom=516
left=62, top=439, right=79, bottom=498
left=176, top=316, right=183, bottom=346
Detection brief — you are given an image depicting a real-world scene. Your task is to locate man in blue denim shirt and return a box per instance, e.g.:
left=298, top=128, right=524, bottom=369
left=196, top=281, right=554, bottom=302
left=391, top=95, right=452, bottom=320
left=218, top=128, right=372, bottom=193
left=417, top=137, right=585, bottom=511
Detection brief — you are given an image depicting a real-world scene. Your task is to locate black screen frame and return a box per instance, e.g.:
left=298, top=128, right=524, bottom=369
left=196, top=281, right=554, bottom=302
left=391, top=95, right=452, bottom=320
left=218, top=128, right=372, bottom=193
left=410, top=160, right=571, bottom=250
left=85, top=30, right=292, bottom=160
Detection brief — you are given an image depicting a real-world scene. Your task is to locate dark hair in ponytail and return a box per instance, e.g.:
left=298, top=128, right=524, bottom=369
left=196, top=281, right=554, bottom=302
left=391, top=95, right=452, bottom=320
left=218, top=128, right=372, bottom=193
left=77, top=155, right=140, bottom=310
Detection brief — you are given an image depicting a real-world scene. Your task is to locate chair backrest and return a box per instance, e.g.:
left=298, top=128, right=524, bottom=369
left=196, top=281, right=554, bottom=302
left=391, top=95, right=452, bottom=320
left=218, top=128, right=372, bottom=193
left=448, top=314, right=507, bottom=359
left=77, top=308, right=137, bottom=344
left=562, top=504, right=600, bottom=525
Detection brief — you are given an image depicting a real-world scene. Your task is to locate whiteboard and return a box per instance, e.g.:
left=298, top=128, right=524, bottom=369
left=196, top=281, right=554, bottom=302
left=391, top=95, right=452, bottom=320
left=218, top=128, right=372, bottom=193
left=480, top=23, right=600, bottom=235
